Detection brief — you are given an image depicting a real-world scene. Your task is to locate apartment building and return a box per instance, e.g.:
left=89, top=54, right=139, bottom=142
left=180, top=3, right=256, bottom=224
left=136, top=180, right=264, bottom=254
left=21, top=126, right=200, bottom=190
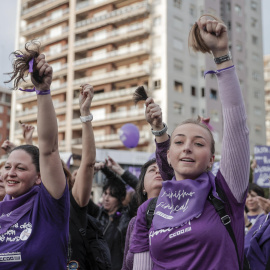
left=265, top=55, right=270, bottom=145
left=0, top=87, right=12, bottom=160
left=11, top=0, right=265, bottom=159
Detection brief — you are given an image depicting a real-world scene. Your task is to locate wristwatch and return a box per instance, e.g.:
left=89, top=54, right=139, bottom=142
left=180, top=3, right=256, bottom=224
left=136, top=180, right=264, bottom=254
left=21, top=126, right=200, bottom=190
left=151, top=123, right=168, bottom=136
left=214, top=51, right=232, bottom=64
left=80, top=113, right=93, bottom=123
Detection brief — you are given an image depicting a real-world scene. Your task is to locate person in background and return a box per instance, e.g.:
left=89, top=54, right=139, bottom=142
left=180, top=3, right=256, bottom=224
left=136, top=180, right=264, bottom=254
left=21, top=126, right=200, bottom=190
left=245, top=183, right=265, bottom=227
left=122, top=158, right=163, bottom=270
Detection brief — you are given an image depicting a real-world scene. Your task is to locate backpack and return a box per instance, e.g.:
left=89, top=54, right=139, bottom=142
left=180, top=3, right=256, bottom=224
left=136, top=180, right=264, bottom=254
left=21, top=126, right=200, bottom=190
left=69, top=203, right=112, bottom=270
left=146, top=182, right=251, bottom=270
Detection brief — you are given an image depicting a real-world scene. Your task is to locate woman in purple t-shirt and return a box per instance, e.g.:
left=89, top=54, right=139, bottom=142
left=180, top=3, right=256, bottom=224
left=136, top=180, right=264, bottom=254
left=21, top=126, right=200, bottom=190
left=0, top=51, right=69, bottom=269
left=131, top=15, right=249, bottom=270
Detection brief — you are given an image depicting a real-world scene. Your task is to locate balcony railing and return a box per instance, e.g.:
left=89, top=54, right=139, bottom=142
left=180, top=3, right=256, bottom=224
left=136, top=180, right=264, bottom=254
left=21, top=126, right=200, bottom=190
left=73, top=64, right=149, bottom=85
left=75, top=20, right=150, bottom=47
left=22, top=0, right=56, bottom=15
left=76, top=1, right=148, bottom=29
left=76, top=0, right=107, bottom=10
left=73, top=86, right=138, bottom=104
left=74, top=43, right=149, bottom=66
left=71, top=130, right=149, bottom=145
left=37, top=26, right=69, bottom=44
left=21, top=8, right=69, bottom=32
left=45, top=44, right=68, bottom=57
left=51, top=63, right=68, bottom=72
left=72, top=108, right=144, bottom=124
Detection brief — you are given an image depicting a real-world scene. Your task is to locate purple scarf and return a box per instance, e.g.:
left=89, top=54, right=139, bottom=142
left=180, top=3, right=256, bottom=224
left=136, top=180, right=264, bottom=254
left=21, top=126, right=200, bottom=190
left=0, top=185, right=40, bottom=234
left=153, top=172, right=218, bottom=230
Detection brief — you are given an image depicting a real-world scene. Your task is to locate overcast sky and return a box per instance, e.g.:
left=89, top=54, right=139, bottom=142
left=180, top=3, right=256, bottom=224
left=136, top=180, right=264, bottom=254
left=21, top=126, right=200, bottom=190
left=0, top=0, right=269, bottom=87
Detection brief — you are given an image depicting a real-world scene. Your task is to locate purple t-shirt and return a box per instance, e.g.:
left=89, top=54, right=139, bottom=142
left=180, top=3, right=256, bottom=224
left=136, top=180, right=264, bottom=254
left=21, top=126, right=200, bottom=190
left=0, top=183, right=69, bottom=269
left=130, top=171, right=246, bottom=270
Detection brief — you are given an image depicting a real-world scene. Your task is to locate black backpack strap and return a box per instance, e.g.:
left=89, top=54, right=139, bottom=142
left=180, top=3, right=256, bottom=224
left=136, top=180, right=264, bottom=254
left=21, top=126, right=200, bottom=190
left=146, top=197, right=158, bottom=229
left=209, top=191, right=242, bottom=270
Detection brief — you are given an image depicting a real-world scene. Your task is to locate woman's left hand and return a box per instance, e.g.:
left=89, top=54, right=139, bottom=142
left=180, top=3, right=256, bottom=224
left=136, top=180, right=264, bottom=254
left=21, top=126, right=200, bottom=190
left=79, top=84, right=94, bottom=115
left=197, top=16, right=229, bottom=57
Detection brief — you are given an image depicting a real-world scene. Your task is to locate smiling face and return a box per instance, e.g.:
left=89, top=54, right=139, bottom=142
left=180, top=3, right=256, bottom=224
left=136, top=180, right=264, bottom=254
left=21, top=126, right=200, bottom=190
left=246, top=191, right=261, bottom=213
left=143, top=162, right=163, bottom=198
left=3, top=149, right=41, bottom=199
left=0, top=166, right=5, bottom=201
left=167, top=123, right=215, bottom=181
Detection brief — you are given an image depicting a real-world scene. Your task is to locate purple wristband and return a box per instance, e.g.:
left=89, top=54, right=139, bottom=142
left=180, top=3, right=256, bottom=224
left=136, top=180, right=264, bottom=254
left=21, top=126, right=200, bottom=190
left=35, top=88, right=51, bottom=95
left=204, top=65, right=234, bottom=78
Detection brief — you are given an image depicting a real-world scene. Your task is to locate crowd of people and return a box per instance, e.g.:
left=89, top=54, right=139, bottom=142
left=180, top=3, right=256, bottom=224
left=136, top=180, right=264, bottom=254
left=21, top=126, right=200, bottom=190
left=0, top=14, right=270, bottom=270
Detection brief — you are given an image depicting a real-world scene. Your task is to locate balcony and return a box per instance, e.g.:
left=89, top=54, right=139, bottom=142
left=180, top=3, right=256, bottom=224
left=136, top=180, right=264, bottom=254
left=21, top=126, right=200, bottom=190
left=75, top=1, right=150, bottom=34
left=76, top=0, right=108, bottom=11
left=45, top=44, right=69, bottom=61
left=72, top=108, right=145, bottom=128
left=21, top=8, right=69, bottom=36
left=74, top=43, right=150, bottom=70
left=73, top=87, right=138, bottom=106
left=35, top=26, right=69, bottom=47
left=73, top=64, right=150, bottom=87
left=75, top=20, right=150, bottom=52
left=72, top=130, right=150, bottom=148
left=21, top=0, right=69, bottom=19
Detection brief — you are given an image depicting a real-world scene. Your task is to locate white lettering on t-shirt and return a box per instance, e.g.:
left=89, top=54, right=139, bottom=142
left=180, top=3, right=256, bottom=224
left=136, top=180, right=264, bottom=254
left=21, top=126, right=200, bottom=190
left=0, top=252, right=21, bottom=262
left=149, top=227, right=174, bottom=245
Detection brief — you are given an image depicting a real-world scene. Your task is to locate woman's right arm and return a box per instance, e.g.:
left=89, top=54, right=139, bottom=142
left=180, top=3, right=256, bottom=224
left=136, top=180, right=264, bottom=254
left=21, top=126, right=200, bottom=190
left=72, top=84, right=96, bottom=207
left=144, top=97, right=173, bottom=180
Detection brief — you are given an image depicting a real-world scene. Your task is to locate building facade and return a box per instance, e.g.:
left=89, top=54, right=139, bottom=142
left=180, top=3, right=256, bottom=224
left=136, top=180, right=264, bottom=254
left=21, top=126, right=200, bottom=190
left=264, top=55, right=270, bottom=145
left=11, top=0, right=265, bottom=159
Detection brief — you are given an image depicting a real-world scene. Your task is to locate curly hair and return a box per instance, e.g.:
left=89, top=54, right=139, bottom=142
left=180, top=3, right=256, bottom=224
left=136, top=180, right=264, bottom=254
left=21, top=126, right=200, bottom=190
left=4, top=40, right=43, bottom=89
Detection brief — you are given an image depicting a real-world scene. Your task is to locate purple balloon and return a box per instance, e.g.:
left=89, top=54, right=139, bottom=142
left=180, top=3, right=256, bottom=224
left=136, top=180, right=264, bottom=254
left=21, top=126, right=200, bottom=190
left=119, top=123, right=140, bottom=148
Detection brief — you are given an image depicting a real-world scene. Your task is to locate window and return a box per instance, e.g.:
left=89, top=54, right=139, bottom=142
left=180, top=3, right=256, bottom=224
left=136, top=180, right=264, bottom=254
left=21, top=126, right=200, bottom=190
left=252, top=35, right=258, bottom=45
left=174, top=102, right=183, bottom=114
left=190, top=4, right=195, bottom=16
left=251, top=18, right=257, bottom=27
left=227, top=21, right=231, bottom=30
left=174, top=59, right=183, bottom=71
left=0, top=120, right=3, bottom=127
left=255, top=125, right=262, bottom=134
left=173, top=38, right=184, bottom=51
left=154, top=80, right=161, bottom=89
left=236, top=23, right=242, bottom=32
left=153, top=58, right=161, bottom=69
left=191, top=65, right=197, bottom=77
left=50, top=26, right=62, bottom=38
left=191, top=86, right=196, bottom=96
left=153, top=16, right=161, bottom=26
left=252, top=71, right=260, bottom=81
left=174, top=0, right=182, bottom=8
left=235, top=5, right=242, bottom=16
left=210, top=89, right=217, bottom=100
left=201, top=88, right=205, bottom=97
left=236, top=42, right=243, bottom=52
left=0, top=106, right=3, bottom=113
left=173, top=17, right=183, bottom=29
left=251, top=1, right=257, bottom=11
left=191, top=107, right=196, bottom=116
left=254, top=107, right=262, bottom=116
left=174, top=81, right=183, bottom=93
left=237, top=60, right=244, bottom=71
left=211, top=110, right=219, bottom=122
left=5, top=94, right=11, bottom=103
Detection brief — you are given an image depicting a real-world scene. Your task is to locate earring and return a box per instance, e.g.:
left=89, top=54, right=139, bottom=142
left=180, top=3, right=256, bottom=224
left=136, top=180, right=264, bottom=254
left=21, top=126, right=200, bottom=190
left=143, top=190, right=146, bottom=196
left=169, top=163, right=172, bottom=167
